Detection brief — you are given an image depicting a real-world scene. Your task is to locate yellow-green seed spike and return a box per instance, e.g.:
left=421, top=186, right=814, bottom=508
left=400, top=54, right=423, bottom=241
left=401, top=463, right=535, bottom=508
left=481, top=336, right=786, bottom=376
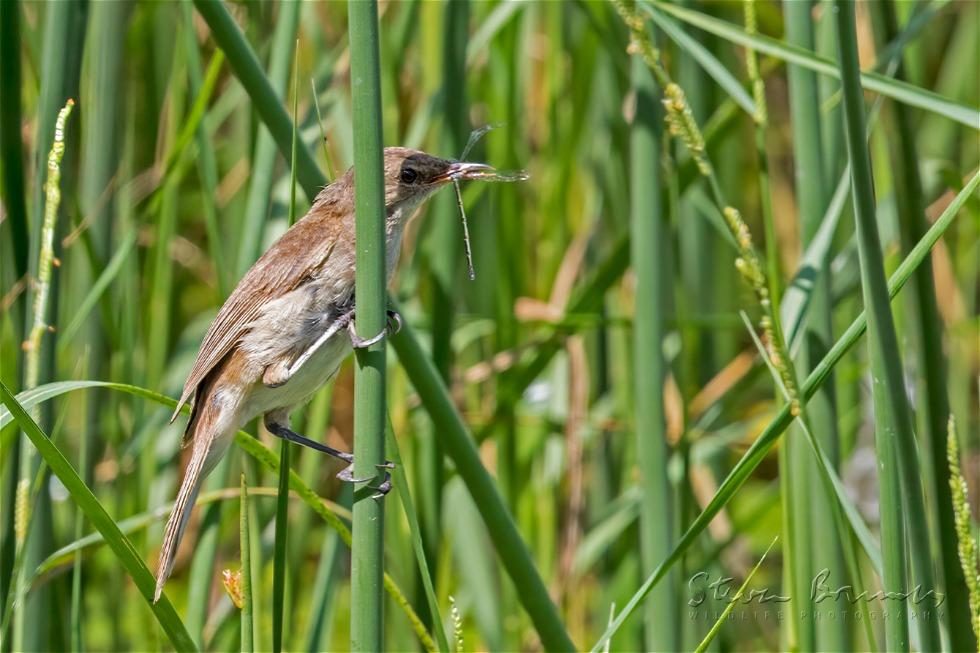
left=947, top=417, right=980, bottom=638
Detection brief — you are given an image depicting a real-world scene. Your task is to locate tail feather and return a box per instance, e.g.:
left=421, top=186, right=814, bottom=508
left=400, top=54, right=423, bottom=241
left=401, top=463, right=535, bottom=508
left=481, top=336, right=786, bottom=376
left=154, top=396, right=235, bottom=603
left=154, top=440, right=210, bottom=603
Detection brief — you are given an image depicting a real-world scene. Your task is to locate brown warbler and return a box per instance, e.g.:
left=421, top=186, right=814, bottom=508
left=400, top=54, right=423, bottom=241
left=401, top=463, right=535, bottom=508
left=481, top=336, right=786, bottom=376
left=154, top=147, right=493, bottom=602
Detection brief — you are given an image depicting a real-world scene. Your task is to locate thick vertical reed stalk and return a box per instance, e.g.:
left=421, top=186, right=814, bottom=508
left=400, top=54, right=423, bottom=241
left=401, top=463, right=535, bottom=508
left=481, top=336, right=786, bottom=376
left=875, top=1, right=976, bottom=648
left=782, top=2, right=847, bottom=650
left=348, top=1, right=388, bottom=650
left=834, top=2, right=940, bottom=651
left=629, top=55, right=677, bottom=652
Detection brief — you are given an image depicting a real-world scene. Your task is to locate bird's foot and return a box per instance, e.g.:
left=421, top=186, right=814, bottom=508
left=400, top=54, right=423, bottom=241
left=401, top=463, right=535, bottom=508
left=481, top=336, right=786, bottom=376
left=337, top=462, right=394, bottom=499
left=266, top=418, right=393, bottom=498
left=348, top=309, right=402, bottom=348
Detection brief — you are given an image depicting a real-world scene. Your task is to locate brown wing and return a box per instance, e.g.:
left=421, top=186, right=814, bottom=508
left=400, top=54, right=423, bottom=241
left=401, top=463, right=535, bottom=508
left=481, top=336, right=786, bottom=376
left=170, top=182, right=352, bottom=422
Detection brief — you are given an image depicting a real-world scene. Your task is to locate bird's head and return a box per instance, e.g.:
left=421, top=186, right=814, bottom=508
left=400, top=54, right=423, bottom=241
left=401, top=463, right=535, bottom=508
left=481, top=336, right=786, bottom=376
left=381, top=147, right=492, bottom=216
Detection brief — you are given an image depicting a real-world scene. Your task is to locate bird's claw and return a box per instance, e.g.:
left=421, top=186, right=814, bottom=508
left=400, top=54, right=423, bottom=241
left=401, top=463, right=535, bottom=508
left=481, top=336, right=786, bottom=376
left=337, top=462, right=395, bottom=499
left=336, top=464, right=371, bottom=484
left=385, top=309, right=402, bottom=336
left=369, top=476, right=392, bottom=500
left=348, top=309, right=403, bottom=349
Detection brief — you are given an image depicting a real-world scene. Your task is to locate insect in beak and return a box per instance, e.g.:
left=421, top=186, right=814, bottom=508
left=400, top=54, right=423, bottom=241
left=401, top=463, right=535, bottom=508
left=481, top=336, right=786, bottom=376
left=436, top=132, right=530, bottom=282
left=436, top=161, right=496, bottom=183
left=438, top=162, right=494, bottom=282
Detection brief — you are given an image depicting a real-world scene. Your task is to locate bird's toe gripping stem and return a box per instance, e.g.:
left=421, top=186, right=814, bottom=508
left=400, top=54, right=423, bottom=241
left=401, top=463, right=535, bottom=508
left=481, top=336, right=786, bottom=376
left=337, top=461, right=395, bottom=499
left=348, top=309, right=402, bottom=349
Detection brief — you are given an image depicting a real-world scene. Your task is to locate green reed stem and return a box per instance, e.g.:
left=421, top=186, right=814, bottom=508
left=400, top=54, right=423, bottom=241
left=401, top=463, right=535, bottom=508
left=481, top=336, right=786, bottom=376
left=782, top=2, right=849, bottom=650
left=240, top=475, right=253, bottom=653
left=348, top=1, right=388, bottom=650
left=835, top=3, right=940, bottom=650
left=629, top=53, right=678, bottom=652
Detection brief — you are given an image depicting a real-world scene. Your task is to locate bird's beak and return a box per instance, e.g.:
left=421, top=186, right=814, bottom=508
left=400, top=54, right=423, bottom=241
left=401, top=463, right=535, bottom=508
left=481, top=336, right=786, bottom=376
left=435, top=161, right=495, bottom=184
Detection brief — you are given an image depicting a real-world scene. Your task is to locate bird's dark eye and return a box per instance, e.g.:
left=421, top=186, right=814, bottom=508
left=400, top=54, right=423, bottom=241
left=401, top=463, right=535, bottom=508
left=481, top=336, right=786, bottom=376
left=400, top=168, right=419, bottom=184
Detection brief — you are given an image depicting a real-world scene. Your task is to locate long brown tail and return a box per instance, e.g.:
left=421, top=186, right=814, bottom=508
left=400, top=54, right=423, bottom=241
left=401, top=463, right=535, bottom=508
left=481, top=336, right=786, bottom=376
left=154, top=401, right=234, bottom=603
left=154, top=434, right=211, bottom=603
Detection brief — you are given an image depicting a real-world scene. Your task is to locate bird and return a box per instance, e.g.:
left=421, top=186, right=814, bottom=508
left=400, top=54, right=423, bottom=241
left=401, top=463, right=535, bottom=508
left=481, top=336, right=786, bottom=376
left=153, top=147, right=492, bottom=602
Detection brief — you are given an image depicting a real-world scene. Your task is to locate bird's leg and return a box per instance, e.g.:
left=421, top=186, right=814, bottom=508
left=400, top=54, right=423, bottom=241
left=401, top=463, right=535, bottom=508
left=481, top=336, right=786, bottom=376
left=264, top=418, right=353, bottom=463
left=264, top=417, right=394, bottom=495
left=348, top=308, right=402, bottom=349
